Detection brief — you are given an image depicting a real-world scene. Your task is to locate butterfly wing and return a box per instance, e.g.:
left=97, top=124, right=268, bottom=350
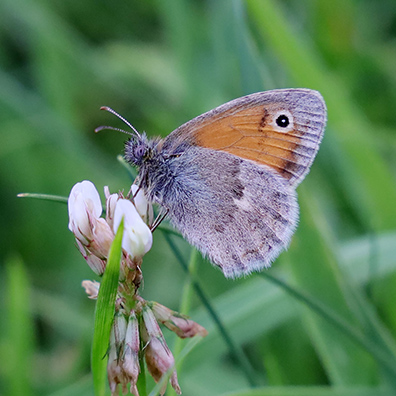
left=156, top=146, right=298, bottom=278
left=152, top=89, right=325, bottom=277
left=162, top=89, right=326, bottom=187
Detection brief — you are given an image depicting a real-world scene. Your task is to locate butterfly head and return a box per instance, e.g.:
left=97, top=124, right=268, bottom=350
left=124, top=134, right=153, bottom=166
left=95, top=106, right=161, bottom=168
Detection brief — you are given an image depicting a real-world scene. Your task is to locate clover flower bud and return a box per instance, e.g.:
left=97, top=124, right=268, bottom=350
left=81, top=280, right=100, bottom=299
left=76, top=239, right=106, bottom=275
left=151, top=301, right=208, bottom=338
left=114, top=199, right=152, bottom=259
left=68, top=180, right=102, bottom=244
left=107, top=313, right=128, bottom=396
left=141, top=306, right=181, bottom=395
left=123, top=311, right=140, bottom=396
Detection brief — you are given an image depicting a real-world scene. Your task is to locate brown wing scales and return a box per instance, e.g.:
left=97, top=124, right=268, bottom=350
left=193, top=106, right=307, bottom=183
left=165, top=90, right=326, bottom=186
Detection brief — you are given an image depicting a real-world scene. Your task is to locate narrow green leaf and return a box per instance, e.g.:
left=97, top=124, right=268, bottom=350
left=17, top=192, right=68, bottom=204
left=91, top=218, right=124, bottom=396
left=5, top=255, right=34, bottom=396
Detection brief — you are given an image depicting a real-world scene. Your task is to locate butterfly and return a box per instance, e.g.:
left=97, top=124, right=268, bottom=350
left=102, top=89, right=326, bottom=278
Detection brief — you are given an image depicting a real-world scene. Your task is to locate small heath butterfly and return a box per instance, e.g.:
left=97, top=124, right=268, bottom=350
left=102, top=89, right=326, bottom=278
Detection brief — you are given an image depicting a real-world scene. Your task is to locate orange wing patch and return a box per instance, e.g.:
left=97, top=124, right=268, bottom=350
left=192, top=104, right=311, bottom=183
left=165, top=90, right=326, bottom=186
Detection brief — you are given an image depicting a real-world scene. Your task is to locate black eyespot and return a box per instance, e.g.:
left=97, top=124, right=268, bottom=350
left=276, top=114, right=290, bottom=128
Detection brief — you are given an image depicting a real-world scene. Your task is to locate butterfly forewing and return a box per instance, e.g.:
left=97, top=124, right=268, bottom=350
left=164, top=89, right=326, bottom=187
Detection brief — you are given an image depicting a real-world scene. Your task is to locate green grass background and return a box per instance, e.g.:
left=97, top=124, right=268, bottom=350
left=1, top=0, right=396, bottom=395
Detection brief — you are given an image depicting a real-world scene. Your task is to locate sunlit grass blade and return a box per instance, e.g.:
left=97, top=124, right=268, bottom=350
left=5, top=255, right=34, bottom=396
left=91, top=218, right=123, bottom=396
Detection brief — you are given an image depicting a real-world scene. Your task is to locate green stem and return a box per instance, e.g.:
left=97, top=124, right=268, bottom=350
left=137, top=313, right=148, bottom=396
left=178, top=248, right=198, bottom=319
left=137, top=354, right=147, bottom=396
left=163, top=232, right=257, bottom=387
left=17, top=192, right=68, bottom=204
left=167, top=248, right=199, bottom=396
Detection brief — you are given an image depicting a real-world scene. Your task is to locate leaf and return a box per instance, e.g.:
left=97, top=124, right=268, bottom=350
left=5, top=255, right=34, bottom=396
left=91, top=218, right=123, bottom=396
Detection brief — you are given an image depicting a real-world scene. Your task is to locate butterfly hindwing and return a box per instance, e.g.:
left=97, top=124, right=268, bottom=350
left=156, top=146, right=298, bottom=278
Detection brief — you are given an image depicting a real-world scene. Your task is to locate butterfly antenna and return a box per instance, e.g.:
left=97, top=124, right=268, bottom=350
left=94, top=125, right=135, bottom=136
left=98, top=106, right=141, bottom=138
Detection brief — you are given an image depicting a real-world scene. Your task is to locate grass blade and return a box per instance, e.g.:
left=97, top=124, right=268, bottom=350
left=91, top=219, right=123, bottom=396
left=5, top=256, right=34, bottom=396
left=17, top=193, right=68, bottom=204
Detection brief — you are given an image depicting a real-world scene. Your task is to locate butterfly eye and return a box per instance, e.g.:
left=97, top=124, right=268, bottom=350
left=134, top=145, right=146, bottom=158
left=276, top=114, right=290, bottom=128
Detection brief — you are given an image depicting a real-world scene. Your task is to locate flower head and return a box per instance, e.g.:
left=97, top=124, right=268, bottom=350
left=114, top=199, right=153, bottom=259
left=69, top=180, right=207, bottom=396
left=68, top=181, right=153, bottom=276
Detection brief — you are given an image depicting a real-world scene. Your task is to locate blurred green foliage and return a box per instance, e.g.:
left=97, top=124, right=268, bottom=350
left=1, top=0, right=396, bottom=395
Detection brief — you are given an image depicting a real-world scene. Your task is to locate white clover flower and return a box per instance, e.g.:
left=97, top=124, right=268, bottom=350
left=68, top=181, right=114, bottom=261
left=68, top=180, right=102, bottom=244
left=114, top=199, right=153, bottom=259
left=130, top=184, right=154, bottom=225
